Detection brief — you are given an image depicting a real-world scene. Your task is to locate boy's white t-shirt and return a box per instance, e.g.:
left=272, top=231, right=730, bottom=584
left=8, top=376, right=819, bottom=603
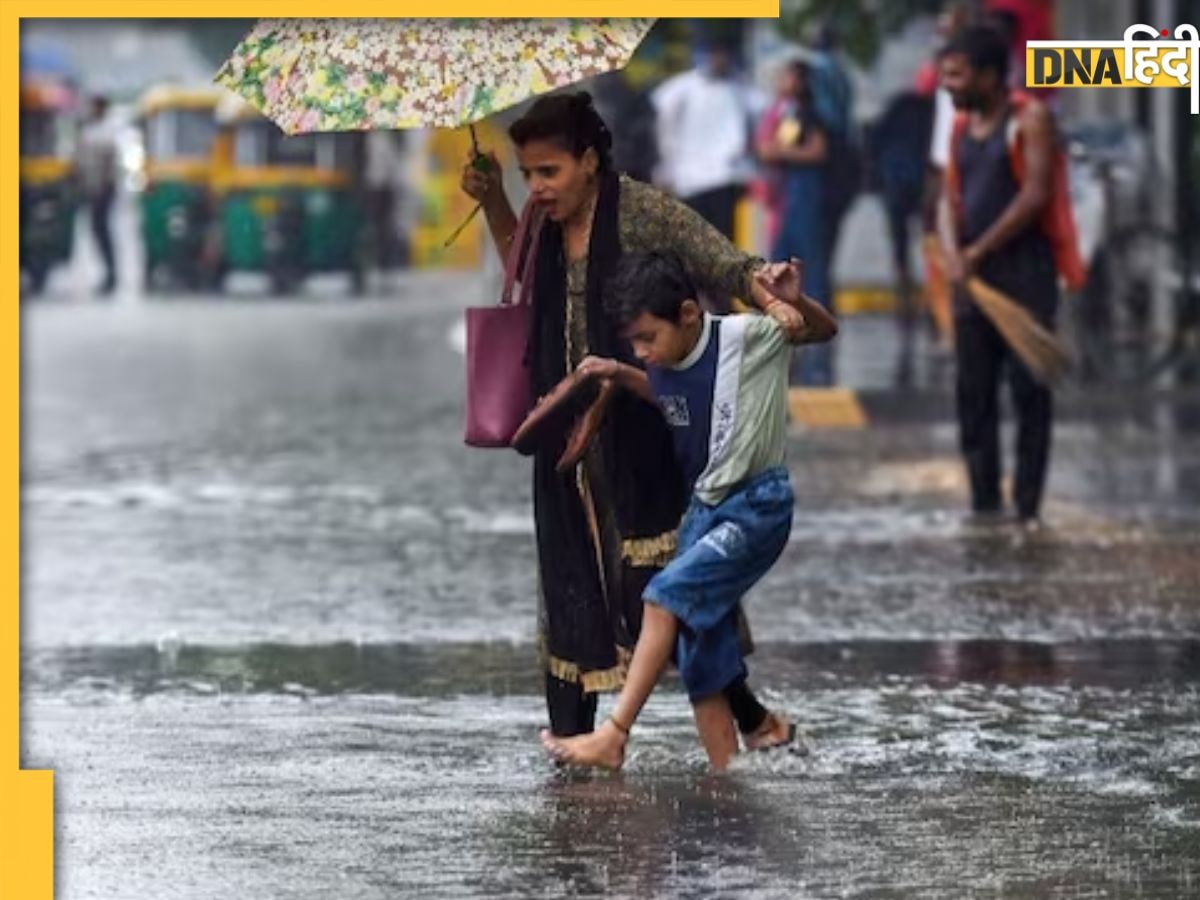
left=647, top=313, right=791, bottom=506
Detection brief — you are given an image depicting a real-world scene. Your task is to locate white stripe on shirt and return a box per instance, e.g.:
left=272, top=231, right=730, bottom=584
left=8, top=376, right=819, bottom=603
left=694, top=314, right=747, bottom=494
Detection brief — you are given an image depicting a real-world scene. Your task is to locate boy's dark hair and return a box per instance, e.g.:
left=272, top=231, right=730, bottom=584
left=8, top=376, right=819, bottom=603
left=942, top=24, right=1010, bottom=84
left=603, top=252, right=697, bottom=327
left=509, top=91, right=614, bottom=172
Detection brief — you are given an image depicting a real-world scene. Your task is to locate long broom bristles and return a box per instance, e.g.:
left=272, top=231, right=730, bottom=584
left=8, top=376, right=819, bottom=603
left=966, top=276, right=1071, bottom=386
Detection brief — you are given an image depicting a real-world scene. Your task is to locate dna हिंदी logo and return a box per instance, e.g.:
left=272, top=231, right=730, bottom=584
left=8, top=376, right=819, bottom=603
left=1026, top=23, right=1199, bottom=113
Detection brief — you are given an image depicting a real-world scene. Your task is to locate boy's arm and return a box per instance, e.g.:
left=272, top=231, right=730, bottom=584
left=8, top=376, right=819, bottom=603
left=750, top=262, right=839, bottom=345
left=576, top=357, right=658, bottom=406
left=461, top=151, right=518, bottom=259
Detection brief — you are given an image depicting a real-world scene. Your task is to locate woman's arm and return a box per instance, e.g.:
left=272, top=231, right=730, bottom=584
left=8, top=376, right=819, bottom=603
left=624, top=181, right=836, bottom=343
left=482, top=195, right=519, bottom=261
left=625, top=180, right=765, bottom=306
left=461, top=151, right=519, bottom=259
left=751, top=264, right=839, bottom=345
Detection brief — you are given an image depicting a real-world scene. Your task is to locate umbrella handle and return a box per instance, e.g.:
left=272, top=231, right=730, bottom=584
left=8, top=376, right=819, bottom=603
left=444, top=202, right=483, bottom=248
left=452, top=124, right=494, bottom=245
left=468, top=127, right=493, bottom=174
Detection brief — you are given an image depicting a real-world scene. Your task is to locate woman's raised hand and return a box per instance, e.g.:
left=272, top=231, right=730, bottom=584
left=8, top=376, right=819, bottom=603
left=461, top=150, right=503, bottom=203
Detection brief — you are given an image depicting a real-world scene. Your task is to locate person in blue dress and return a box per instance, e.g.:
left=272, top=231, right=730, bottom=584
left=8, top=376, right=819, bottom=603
left=757, top=60, right=834, bottom=386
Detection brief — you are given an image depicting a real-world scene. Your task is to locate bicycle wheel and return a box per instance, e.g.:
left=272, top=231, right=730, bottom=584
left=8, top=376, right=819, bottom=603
left=1074, top=225, right=1184, bottom=385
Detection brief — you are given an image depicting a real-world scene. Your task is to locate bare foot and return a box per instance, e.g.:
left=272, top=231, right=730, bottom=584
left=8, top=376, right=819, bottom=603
left=744, top=711, right=796, bottom=752
left=540, top=720, right=627, bottom=770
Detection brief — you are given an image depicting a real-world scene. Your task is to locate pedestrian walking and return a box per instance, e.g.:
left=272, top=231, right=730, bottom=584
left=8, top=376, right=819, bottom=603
left=363, top=130, right=409, bottom=274
left=808, top=24, right=860, bottom=281
left=871, top=89, right=935, bottom=385
left=922, top=3, right=973, bottom=351
left=76, top=94, right=119, bottom=296
left=757, top=60, right=833, bottom=386
left=650, top=38, right=758, bottom=244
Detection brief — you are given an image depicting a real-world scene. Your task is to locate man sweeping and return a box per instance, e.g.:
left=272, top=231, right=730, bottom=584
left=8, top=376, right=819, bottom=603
left=937, top=24, right=1083, bottom=530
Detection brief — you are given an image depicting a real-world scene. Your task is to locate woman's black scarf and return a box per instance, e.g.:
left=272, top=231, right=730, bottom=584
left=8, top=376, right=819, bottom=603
left=527, top=171, right=686, bottom=673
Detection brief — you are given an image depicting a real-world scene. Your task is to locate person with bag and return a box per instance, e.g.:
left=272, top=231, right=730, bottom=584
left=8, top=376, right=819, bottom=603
left=460, top=92, right=808, bottom=752
left=938, top=25, right=1083, bottom=529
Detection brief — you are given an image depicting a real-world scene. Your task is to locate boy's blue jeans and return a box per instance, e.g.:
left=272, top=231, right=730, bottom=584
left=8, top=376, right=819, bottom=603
left=643, top=467, right=794, bottom=702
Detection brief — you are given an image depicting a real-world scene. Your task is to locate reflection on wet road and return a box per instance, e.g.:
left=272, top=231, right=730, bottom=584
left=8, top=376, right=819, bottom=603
left=22, top=283, right=1200, bottom=898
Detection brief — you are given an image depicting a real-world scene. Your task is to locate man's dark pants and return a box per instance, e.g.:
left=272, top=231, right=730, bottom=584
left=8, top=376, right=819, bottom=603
left=954, top=299, right=1054, bottom=520
left=89, top=188, right=116, bottom=291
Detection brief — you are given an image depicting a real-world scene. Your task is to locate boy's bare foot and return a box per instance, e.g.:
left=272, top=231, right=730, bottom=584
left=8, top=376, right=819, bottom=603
left=540, top=719, right=628, bottom=770
left=744, top=711, right=798, bottom=752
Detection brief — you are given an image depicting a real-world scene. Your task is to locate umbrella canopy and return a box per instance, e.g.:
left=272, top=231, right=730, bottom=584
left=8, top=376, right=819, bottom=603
left=215, top=18, right=655, bottom=135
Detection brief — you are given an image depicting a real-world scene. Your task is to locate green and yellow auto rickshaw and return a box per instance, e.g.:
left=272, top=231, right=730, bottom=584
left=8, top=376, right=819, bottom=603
left=211, top=96, right=366, bottom=294
left=136, top=85, right=221, bottom=290
left=19, top=78, right=77, bottom=295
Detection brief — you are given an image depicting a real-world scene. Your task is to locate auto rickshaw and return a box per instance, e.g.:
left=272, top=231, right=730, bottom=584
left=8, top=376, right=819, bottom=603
left=136, top=86, right=221, bottom=291
left=19, top=78, right=77, bottom=295
left=211, top=96, right=366, bottom=294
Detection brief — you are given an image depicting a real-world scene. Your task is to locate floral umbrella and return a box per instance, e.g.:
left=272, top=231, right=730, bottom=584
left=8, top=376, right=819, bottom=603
left=215, top=18, right=656, bottom=135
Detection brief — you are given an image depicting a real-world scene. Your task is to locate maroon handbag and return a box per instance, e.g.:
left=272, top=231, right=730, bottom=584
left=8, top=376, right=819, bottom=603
left=464, top=201, right=544, bottom=447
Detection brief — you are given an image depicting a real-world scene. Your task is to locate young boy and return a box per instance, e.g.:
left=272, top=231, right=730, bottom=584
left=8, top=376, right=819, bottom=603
left=540, top=251, right=838, bottom=770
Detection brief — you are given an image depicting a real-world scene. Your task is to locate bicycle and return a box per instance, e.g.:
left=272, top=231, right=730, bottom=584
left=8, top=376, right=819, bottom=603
left=1065, top=121, right=1200, bottom=387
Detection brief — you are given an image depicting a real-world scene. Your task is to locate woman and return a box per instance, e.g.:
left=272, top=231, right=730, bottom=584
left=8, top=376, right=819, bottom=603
left=461, top=93, right=801, bottom=750
left=757, top=61, right=834, bottom=386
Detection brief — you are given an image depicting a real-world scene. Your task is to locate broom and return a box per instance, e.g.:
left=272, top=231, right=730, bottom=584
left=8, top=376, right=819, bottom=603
left=931, top=243, right=1071, bottom=386
left=965, top=276, right=1071, bottom=387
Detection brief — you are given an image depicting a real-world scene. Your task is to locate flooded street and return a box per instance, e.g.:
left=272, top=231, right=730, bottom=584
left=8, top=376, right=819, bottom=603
left=20, top=275, right=1200, bottom=898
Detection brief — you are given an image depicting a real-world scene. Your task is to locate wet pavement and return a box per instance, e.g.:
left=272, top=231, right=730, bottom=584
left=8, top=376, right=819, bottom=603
left=20, top=270, right=1200, bottom=898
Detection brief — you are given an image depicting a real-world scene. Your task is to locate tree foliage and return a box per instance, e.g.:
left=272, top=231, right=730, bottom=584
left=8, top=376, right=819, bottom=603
left=778, top=0, right=950, bottom=66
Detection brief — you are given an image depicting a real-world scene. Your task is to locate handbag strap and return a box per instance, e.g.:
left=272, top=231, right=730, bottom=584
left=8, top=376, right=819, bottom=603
left=500, top=200, right=545, bottom=309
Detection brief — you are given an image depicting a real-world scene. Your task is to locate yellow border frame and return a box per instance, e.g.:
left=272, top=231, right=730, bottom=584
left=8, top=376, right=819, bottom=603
left=15, top=2, right=776, bottom=18
left=4, top=11, right=52, bottom=898
left=5, top=5, right=778, bottom=898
